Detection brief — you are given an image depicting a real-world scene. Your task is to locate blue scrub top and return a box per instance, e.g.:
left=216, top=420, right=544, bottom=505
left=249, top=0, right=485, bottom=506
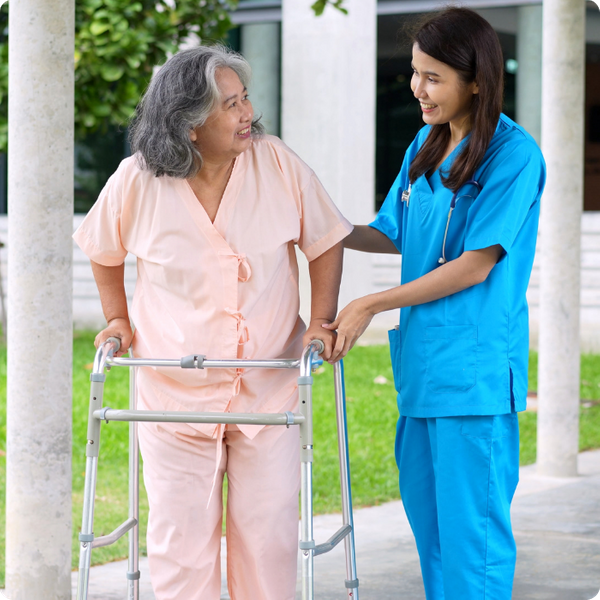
left=371, top=114, right=546, bottom=418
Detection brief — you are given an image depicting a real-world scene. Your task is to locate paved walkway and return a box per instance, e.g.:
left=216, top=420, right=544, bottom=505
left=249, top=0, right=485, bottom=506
left=72, top=450, right=600, bottom=599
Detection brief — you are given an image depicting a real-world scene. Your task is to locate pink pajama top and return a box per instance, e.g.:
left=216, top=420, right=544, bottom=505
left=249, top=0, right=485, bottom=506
left=74, top=135, right=352, bottom=440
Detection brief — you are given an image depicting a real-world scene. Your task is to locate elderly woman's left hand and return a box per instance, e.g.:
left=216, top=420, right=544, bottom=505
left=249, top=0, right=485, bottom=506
left=303, top=318, right=337, bottom=362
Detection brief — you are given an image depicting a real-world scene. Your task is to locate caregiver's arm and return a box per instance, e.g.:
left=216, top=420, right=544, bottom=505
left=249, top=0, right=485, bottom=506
left=303, top=241, right=344, bottom=362
left=344, top=225, right=400, bottom=254
left=325, top=244, right=503, bottom=361
left=90, top=260, right=133, bottom=356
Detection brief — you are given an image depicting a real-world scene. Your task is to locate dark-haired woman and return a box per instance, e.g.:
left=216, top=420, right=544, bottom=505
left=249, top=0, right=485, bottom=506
left=325, top=7, right=546, bottom=599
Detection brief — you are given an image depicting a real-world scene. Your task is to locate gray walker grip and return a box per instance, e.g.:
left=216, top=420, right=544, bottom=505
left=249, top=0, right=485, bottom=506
left=106, top=337, right=121, bottom=353
left=311, top=339, right=325, bottom=354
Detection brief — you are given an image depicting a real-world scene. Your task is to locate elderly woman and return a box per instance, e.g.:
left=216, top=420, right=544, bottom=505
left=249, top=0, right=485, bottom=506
left=73, top=46, right=351, bottom=600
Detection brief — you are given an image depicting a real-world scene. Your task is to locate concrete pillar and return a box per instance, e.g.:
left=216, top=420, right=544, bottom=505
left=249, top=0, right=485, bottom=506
left=281, top=0, right=377, bottom=312
left=241, top=22, right=281, bottom=136
left=516, top=4, right=543, bottom=145
left=537, top=0, right=585, bottom=477
left=6, top=0, right=74, bottom=596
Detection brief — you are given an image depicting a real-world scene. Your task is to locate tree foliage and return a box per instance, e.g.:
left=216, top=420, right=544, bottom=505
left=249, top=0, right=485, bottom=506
left=0, top=0, right=236, bottom=152
left=311, top=0, right=347, bottom=16
left=0, top=0, right=345, bottom=154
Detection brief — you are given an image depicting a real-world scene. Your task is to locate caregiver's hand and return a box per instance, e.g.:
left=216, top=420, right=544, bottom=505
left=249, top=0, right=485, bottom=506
left=303, top=318, right=337, bottom=362
left=94, top=317, right=133, bottom=357
left=322, top=296, right=375, bottom=362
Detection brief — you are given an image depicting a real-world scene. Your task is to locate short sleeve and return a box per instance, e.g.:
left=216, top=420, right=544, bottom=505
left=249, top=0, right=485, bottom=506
left=297, top=174, right=353, bottom=262
left=369, top=169, right=406, bottom=252
left=72, top=164, right=128, bottom=266
left=464, top=141, right=546, bottom=253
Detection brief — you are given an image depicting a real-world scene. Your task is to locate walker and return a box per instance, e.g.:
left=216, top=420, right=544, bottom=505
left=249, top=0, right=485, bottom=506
left=76, top=338, right=360, bottom=600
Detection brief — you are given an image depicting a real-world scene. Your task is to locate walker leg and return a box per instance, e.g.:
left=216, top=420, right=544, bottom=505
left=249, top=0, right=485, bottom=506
left=334, top=361, right=359, bottom=599
left=300, top=462, right=315, bottom=600
left=76, top=456, right=98, bottom=600
left=298, top=353, right=316, bottom=600
left=128, top=363, right=140, bottom=599
left=76, top=376, right=106, bottom=600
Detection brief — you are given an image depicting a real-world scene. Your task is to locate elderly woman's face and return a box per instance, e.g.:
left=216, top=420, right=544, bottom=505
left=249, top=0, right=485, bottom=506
left=190, top=68, right=254, bottom=163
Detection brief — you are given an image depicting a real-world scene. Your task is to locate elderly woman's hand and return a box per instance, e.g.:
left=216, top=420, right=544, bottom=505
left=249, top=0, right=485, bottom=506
left=303, top=318, right=337, bottom=362
left=94, top=317, right=133, bottom=357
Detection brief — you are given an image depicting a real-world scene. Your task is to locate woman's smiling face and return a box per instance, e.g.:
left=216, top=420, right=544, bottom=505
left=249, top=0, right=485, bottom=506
left=411, top=43, right=479, bottom=134
left=190, top=67, right=254, bottom=163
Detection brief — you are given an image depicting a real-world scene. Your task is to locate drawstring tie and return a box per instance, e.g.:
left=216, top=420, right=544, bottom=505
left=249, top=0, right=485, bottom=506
left=206, top=369, right=244, bottom=508
left=206, top=421, right=227, bottom=509
left=206, top=251, right=249, bottom=508
left=235, top=253, right=251, bottom=282
left=225, top=308, right=249, bottom=346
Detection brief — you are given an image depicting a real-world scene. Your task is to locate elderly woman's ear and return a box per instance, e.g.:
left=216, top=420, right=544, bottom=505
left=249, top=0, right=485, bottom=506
left=189, top=128, right=198, bottom=142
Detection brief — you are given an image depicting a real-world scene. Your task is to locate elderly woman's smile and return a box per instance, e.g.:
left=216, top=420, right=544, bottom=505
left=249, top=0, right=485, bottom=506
left=190, top=67, right=254, bottom=163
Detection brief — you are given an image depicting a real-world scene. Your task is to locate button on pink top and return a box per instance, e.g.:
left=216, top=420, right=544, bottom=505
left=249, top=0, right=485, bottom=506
left=74, top=135, right=352, bottom=439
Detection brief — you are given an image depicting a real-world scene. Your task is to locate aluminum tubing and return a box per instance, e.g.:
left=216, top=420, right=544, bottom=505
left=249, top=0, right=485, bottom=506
left=298, top=346, right=316, bottom=599
left=300, top=462, right=315, bottom=600
left=334, top=361, right=359, bottom=598
left=108, top=357, right=300, bottom=369
left=87, top=380, right=105, bottom=458
left=128, top=364, right=140, bottom=600
left=76, top=456, right=98, bottom=600
left=96, top=409, right=305, bottom=427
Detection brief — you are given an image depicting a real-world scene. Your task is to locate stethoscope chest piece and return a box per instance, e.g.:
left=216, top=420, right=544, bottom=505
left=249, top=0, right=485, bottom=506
left=401, top=184, right=412, bottom=207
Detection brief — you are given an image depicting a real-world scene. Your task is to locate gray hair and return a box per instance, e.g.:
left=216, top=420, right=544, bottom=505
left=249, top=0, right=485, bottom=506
left=129, top=45, right=264, bottom=178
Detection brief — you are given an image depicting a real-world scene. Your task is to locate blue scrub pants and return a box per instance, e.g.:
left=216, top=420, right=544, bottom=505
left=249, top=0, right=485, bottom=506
left=396, top=414, right=519, bottom=600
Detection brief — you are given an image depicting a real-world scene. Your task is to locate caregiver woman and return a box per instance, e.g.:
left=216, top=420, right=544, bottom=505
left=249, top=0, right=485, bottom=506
left=325, top=7, right=546, bottom=600
left=74, top=46, right=351, bottom=600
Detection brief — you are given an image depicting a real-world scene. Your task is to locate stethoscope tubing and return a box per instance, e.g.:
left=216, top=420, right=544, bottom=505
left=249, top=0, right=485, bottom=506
left=438, top=179, right=482, bottom=265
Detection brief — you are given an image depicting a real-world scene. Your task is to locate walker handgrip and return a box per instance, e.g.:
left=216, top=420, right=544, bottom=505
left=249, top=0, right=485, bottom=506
left=106, top=337, right=121, bottom=353
left=312, top=339, right=325, bottom=354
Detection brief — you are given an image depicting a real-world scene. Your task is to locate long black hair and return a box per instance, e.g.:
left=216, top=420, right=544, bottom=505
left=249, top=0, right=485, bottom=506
left=408, top=7, right=504, bottom=191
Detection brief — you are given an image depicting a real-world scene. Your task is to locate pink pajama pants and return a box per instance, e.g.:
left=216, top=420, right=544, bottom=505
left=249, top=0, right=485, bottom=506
left=138, top=420, right=301, bottom=600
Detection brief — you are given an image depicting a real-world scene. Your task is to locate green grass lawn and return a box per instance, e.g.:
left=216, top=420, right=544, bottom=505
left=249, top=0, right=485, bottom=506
left=2, top=338, right=600, bottom=586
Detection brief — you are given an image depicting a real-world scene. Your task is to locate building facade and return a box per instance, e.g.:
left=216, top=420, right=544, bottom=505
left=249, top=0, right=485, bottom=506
left=6, top=0, right=597, bottom=347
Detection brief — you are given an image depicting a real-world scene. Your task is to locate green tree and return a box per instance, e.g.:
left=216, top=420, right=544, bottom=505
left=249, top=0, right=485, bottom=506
left=0, top=0, right=347, bottom=154
left=0, top=0, right=237, bottom=152
left=311, top=0, right=347, bottom=16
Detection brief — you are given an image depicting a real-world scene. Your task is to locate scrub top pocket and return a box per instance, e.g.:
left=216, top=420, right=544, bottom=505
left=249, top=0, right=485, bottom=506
left=388, top=326, right=402, bottom=394
left=425, top=325, right=477, bottom=393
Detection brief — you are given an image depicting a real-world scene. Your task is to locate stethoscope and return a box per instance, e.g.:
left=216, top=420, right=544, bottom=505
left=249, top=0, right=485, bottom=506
left=401, top=179, right=482, bottom=265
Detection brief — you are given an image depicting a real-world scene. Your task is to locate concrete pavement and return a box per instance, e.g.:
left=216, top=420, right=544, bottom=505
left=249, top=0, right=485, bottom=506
left=72, top=450, right=600, bottom=599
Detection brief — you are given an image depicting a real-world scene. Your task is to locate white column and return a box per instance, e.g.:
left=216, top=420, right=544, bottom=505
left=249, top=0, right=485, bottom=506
left=281, top=0, right=377, bottom=311
left=6, top=0, right=74, bottom=596
left=516, top=4, right=543, bottom=145
left=537, top=0, right=585, bottom=477
left=241, top=22, right=280, bottom=136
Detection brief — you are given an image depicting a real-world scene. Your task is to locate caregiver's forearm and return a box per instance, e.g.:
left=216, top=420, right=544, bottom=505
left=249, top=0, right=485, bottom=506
left=90, top=260, right=130, bottom=324
left=366, top=244, right=503, bottom=314
left=308, top=241, right=344, bottom=323
left=344, top=225, right=400, bottom=254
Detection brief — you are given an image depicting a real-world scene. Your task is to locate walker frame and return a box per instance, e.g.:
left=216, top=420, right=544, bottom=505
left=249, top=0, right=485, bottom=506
left=76, top=338, right=359, bottom=600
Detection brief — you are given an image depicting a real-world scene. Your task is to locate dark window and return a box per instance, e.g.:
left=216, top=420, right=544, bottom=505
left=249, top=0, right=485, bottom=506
left=74, top=126, right=130, bottom=214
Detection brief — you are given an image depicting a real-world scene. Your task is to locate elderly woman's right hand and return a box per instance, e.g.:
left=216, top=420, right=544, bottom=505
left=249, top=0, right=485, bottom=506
left=94, top=317, right=133, bottom=357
